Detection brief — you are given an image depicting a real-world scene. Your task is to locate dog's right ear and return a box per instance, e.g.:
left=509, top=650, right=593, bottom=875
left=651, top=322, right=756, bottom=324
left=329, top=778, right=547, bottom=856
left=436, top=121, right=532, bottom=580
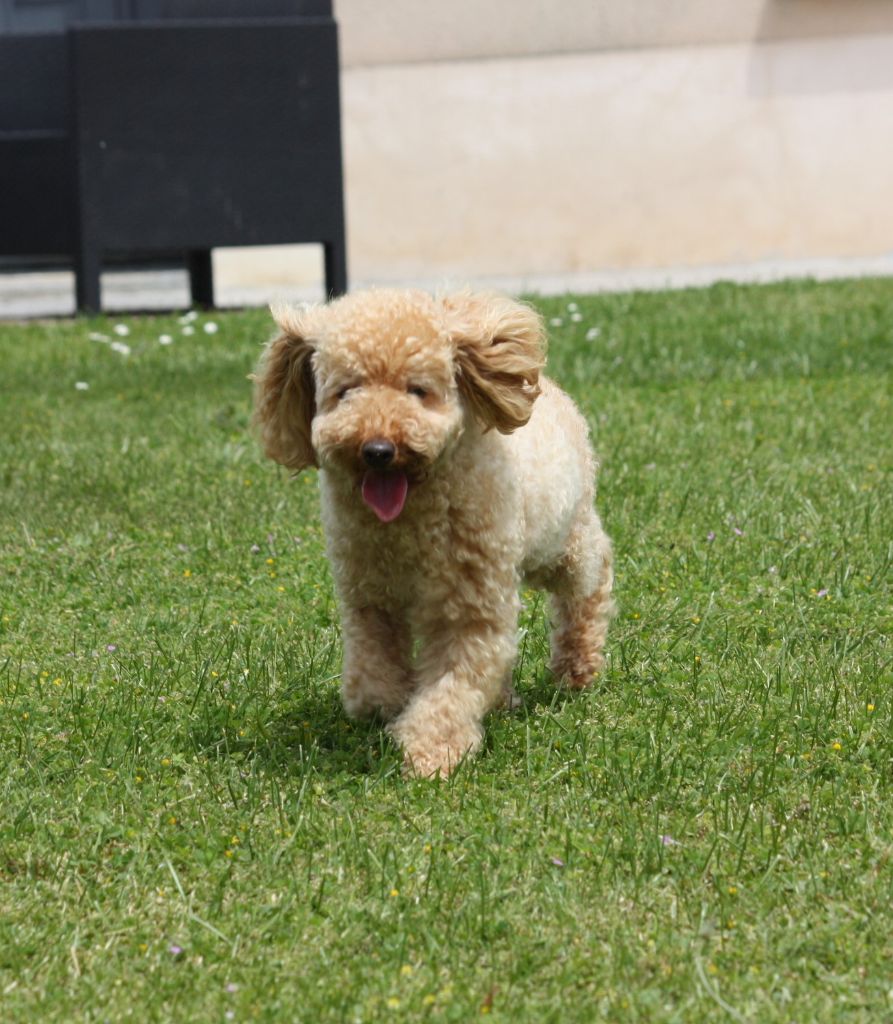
left=251, top=305, right=318, bottom=471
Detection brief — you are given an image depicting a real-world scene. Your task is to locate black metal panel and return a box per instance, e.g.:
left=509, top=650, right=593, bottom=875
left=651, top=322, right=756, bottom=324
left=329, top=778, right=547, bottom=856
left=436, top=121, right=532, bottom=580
left=0, top=34, right=66, bottom=129
left=126, top=1, right=332, bottom=19
left=0, top=133, right=75, bottom=252
left=70, top=21, right=345, bottom=252
left=0, top=0, right=330, bottom=31
left=0, top=1, right=119, bottom=34
left=0, top=6, right=347, bottom=311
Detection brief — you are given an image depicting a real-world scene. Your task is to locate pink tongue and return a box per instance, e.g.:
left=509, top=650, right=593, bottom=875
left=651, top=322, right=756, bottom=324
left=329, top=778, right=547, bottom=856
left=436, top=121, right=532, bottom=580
left=361, top=470, right=409, bottom=522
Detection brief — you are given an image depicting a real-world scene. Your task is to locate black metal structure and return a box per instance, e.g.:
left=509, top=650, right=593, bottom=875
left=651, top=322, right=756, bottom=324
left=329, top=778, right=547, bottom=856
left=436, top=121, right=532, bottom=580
left=0, top=0, right=347, bottom=312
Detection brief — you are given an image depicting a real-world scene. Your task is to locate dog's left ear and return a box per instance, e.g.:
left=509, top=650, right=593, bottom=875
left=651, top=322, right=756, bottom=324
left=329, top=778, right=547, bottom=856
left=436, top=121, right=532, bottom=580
left=444, top=292, right=545, bottom=434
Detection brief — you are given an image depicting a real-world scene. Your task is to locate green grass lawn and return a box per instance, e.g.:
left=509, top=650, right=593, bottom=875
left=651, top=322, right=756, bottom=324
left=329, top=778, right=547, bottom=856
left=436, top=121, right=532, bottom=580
left=1, top=278, right=891, bottom=1022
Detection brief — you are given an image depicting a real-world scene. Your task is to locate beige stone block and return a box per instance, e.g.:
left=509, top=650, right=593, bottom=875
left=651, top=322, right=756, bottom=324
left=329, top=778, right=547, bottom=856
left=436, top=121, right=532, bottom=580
left=342, top=34, right=893, bottom=284
left=336, top=0, right=893, bottom=67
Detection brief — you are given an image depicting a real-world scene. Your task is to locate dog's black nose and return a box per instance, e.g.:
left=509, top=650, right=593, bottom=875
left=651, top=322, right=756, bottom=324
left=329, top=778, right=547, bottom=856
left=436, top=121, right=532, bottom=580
left=362, top=439, right=396, bottom=469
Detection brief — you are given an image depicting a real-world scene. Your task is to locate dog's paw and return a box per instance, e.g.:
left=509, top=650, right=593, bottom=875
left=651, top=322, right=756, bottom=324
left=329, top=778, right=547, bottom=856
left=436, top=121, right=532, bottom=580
left=550, top=650, right=606, bottom=690
left=387, top=715, right=482, bottom=779
left=401, top=747, right=463, bottom=779
left=342, top=680, right=406, bottom=722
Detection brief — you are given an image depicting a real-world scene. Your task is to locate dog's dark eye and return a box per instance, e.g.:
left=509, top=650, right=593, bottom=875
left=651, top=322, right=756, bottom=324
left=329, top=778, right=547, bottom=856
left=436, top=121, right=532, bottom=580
left=336, top=385, right=354, bottom=401
left=408, top=385, right=428, bottom=400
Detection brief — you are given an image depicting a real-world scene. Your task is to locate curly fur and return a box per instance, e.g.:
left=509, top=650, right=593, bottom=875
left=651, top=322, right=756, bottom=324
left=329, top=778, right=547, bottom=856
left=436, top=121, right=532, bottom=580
left=253, top=288, right=615, bottom=777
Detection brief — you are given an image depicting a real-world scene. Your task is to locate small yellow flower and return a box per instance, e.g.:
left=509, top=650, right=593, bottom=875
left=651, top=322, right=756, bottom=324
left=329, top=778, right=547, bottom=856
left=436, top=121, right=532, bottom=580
left=400, top=965, right=413, bottom=977
left=694, top=655, right=701, bottom=665
left=53, top=678, right=63, bottom=686
left=831, top=742, right=842, bottom=751
left=224, top=849, right=234, bottom=858
left=386, top=997, right=400, bottom=1009
left=422, top=995, right=436, bottom=1006
left=691, top=616, right=701, bottom=624
left=266, top=557, right=275, bottom=565
left=139, top=943, right=148, bottom=953
left=22, top=712, right=29, bottom=720
left=867, top=704, right=875, bottom=713
left=389, top=888, right=399, bottom=898
left=161, top=758, right=171, bottom=766
left=183, top=569, right=192, bottom=578
left=727, top=885, right=738, bottom=896
left=423, top=843, right=432, bottom=854
left=277, top=586, right=285, bottom=593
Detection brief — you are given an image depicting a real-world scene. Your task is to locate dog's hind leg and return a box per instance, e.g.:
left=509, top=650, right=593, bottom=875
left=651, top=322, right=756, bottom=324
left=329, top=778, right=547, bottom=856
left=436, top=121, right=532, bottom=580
left=340, top=605, right=415, bottom=721
left=547, top=509, right=615, bottom=689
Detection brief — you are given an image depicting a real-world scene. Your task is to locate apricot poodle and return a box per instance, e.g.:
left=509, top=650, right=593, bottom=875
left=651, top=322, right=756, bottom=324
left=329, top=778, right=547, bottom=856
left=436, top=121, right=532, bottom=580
left=253, top=288, right=614, bottom=777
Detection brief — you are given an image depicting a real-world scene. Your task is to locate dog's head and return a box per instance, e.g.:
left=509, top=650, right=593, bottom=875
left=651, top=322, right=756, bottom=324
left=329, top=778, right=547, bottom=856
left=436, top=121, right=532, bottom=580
left=252, top=288, right=544, bottom=522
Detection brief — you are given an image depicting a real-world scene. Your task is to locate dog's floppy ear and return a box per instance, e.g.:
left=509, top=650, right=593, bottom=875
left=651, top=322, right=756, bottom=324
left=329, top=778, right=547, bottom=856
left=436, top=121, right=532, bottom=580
left=444, top=292, right=545, bottom=434
left=252, top=304, right=318, bottom=470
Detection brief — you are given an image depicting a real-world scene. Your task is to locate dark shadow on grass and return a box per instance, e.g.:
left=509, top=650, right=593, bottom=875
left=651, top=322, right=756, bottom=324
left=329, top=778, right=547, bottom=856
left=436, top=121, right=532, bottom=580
left=241, top=687, right=404, bottom=780
left=220, top=665, right=614, bottom=782
left=515, top=666, right=614, bottom=717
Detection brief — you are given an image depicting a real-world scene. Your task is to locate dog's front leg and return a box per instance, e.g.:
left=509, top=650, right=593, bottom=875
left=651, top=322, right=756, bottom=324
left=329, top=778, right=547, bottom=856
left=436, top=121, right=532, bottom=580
left=387, top=598, right=519, bottom=777
left=340, top=604, right=414, bottom=721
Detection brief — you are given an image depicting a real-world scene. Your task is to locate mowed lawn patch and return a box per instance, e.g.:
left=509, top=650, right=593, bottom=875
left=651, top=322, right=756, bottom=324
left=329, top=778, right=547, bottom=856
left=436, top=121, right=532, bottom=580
left=1, top=279, right=891, bottom=1022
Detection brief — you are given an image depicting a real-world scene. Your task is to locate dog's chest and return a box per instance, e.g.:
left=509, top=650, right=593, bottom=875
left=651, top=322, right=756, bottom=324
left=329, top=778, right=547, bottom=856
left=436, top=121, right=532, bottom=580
left=320, top=475, right=452, bottom=608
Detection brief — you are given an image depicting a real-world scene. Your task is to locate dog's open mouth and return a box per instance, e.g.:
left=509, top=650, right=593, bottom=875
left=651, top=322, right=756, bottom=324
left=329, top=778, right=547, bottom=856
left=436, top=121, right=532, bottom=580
left=361, top=470, right=409, bottom=523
